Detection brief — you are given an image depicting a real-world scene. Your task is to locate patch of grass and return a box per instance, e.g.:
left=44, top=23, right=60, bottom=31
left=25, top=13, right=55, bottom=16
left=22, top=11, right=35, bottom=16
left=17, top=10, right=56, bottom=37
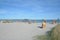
left=48, top=24, right=60, bottom=40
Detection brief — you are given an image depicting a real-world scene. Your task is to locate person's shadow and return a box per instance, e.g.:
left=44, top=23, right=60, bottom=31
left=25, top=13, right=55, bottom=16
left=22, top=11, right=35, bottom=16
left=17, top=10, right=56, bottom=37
left=38, top=26, right=43, bottom=29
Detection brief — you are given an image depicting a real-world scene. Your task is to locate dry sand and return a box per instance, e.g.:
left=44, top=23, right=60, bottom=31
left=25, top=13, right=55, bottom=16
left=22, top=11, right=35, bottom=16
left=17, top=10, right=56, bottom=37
left=0, top=22, right=57, bottom=40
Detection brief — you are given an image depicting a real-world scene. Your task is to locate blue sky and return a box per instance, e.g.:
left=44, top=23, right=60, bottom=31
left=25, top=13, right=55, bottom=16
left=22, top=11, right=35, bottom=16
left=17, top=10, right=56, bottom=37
left=0, top=0, right=60, bottom=19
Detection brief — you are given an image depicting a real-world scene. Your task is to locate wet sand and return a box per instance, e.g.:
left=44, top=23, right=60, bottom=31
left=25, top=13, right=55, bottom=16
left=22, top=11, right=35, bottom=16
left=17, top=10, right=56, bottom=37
left=0, top=22, right=57, bottom=40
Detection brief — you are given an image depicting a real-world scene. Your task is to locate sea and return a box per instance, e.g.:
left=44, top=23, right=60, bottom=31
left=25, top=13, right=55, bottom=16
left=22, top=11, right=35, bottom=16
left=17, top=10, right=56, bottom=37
left=0, top=19, right=60, bottom=23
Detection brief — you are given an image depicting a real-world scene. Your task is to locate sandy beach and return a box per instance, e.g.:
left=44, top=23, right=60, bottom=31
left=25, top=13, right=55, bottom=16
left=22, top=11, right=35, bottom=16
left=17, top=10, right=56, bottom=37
left=0, top=22, right=57, bottom=40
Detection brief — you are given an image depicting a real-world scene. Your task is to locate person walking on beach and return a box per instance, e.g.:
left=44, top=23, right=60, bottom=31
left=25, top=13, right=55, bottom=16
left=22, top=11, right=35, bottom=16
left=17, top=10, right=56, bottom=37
left=52, top=20, right=56, bottom=24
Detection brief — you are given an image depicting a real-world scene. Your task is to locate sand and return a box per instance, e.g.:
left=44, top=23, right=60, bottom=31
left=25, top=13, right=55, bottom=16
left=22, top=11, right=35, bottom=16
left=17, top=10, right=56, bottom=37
left=0, top=22, right=57, bottom=40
